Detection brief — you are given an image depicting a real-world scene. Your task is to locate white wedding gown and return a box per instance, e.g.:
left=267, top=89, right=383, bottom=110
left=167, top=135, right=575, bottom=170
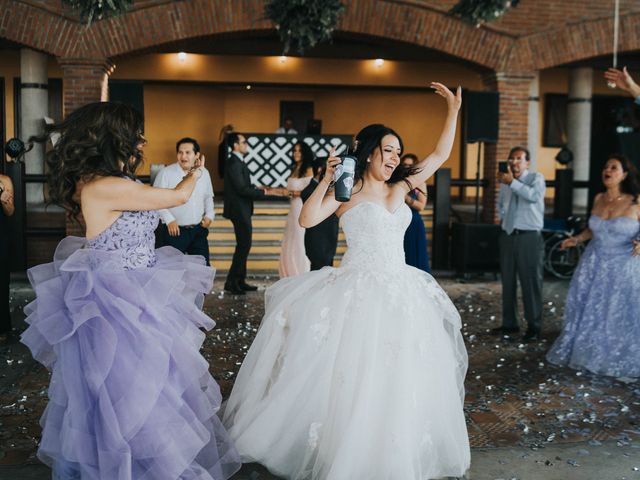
left=223, top=201, right=470, bottom=479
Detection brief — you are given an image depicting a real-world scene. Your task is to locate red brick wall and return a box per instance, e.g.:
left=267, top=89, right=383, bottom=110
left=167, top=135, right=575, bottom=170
left=57, top=59, right=111, bottom=235
left=58, top=59, right=110, bottom=115
left=481, top=72, right=535, bottom=223
left=3, top=0, right=639, bottom=232
left=3, top=0, right=639, bottom=72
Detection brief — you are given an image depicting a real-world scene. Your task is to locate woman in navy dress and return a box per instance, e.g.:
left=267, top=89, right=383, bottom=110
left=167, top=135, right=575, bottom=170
left=401, top=153, right=430, bottom=272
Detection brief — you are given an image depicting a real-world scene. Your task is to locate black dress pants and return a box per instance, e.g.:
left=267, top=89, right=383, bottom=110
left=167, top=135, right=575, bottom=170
left=227, top=216, right=252, bottom=286
left=159, top=224, right=211, bottom=266
left=499, top=230, right=544, bottom=332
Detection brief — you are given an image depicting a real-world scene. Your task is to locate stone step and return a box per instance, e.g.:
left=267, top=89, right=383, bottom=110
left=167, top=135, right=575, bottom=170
left=212, top=258, right=346, bottom=271
left=210, top=244, right=349, bottom=254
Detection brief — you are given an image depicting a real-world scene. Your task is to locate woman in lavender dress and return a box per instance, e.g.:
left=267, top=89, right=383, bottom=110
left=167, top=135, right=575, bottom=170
left=21, top=103, right=240, bottom=479
left=547, top=154, right=640, bottom=378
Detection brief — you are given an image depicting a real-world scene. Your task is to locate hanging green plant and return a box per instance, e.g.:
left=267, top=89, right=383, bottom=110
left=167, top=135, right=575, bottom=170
left=265, top=0, right=346, bottom=55
left=449, top=0, right=520, bottom=27
left=62, top=0, right=133, bottom=25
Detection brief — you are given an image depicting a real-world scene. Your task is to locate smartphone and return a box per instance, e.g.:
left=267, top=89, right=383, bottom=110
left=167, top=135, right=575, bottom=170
left=498, top=161, right=509, bottom=173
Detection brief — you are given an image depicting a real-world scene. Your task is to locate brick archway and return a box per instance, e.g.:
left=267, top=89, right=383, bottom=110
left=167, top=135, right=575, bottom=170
left=513, top=13, right=640, bottom=71
left=2, top=1, right=639, bottom=71
left=4, top=0, right=640, bottom=224
left=0, top=0, right=507, bottom=70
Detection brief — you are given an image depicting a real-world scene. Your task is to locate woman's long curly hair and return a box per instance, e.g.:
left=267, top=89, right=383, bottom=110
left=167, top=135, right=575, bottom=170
left=351, top=124, right=420, bottom=192
left=606, top=153, right=640, bottom=202
left=34, top=102, right=145, bottom=221
left=291, top=142, right=315, bottom=178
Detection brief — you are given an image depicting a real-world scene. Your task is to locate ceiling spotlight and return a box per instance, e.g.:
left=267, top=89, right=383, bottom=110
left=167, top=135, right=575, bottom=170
left=279, top=56, right=288, bottom=64
left=374, top=58, right=385, bottom=68
left=177, top=52, right=187, bottom=62
left=246, top=84, right=252, bottom=90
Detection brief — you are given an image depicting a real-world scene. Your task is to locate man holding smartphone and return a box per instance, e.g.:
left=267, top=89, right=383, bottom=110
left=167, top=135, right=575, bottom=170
left=492, top=146, right=546, bottom=342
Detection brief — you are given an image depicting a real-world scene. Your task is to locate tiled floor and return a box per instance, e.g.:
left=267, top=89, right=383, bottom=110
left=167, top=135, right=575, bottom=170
left=1, top=275, right=638, bottom=479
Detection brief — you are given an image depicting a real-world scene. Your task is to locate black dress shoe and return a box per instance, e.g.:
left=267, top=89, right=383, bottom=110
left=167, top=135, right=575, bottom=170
left=522, top=329, right=541, bottom=343
left=489, top=326, right=520, bottom=336
left=224, top=283, right=246, bottom=295
left=239, top=282, right=258, bottom=291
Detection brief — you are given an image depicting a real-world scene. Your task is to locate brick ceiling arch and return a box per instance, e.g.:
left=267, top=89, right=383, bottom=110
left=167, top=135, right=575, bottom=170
left=1, top=0, right=639, bottom=72
left=513, top=12, right=640, bottom=71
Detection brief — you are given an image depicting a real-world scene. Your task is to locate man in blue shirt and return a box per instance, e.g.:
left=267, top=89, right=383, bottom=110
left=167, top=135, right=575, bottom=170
left=492, top=146, right=546, bottom=342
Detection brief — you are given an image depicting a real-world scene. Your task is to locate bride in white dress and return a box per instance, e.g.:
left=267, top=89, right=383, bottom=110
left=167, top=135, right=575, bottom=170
left=223, top=83, right=469, bottom=479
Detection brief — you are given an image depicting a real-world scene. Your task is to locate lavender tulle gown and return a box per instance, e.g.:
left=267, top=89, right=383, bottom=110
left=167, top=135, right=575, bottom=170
left=21, top=210, right=241, bottom=480
left=547, top=215, right=640, bottom=378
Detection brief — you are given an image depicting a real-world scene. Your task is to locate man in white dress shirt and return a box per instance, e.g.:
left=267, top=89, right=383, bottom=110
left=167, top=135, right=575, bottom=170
left=153, top=137, right=214, bottom=265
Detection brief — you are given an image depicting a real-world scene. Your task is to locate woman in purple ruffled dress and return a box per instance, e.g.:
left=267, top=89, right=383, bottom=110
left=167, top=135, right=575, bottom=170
left=21, top=102, right=240, bottom=480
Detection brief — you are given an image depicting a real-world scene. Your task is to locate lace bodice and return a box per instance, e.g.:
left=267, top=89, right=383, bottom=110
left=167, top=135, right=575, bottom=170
left=589, top=214, right=640, bottom=255
left=86, top=210, right=159, bottom=269
left=339, top=201, right=411, bottom=271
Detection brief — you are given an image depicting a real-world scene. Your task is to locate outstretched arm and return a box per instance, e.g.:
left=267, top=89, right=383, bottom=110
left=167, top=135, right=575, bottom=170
left=404, top=83, right=462, bottom=189
left=227, top=160, right=266, bottom=199
left=85, top=164, right=203, bottom=213
left=561, top=228, right=592, bottom=250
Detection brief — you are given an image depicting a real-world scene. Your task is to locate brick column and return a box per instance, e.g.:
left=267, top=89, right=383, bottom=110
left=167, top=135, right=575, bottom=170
left=58, top=57, right=113, bottom=235
left=481, top=71, right=537, bottom=223
left=58, top=57, right=112, bottom=117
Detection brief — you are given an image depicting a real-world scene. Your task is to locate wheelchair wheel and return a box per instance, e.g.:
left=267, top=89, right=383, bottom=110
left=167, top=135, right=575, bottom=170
left=545, top=237, right=584, bottom=279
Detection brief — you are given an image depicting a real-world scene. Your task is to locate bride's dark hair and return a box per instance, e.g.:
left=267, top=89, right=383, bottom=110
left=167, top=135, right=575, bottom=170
left=32, top=102, right=145, bottom=221
left=351, top=124, right=420, bottom=190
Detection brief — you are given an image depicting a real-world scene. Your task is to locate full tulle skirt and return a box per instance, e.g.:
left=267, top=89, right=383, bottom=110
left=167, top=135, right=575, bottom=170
left=21, top=237, right=241, bottom=480
left=224, top=264, right=470, bottom=479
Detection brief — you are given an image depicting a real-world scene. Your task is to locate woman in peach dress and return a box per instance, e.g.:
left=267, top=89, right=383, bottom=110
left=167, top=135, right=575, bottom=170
left=278, top=142, right=314, bottom=278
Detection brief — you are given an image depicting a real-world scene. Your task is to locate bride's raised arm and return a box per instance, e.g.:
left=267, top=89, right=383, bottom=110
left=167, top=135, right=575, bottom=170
left=299, top=153, right=342, bottom=228
left=405, top=83, right=462, bottom=189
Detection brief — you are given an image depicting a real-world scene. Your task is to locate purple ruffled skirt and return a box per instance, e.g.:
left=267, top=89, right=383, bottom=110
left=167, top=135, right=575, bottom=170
left=21, top=237, right=240, bottom=480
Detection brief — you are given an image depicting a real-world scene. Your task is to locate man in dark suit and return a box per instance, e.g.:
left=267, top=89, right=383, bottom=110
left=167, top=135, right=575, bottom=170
left=300, top=162, right=339, bottom=270
left=223, top=133, right=285, bottom=294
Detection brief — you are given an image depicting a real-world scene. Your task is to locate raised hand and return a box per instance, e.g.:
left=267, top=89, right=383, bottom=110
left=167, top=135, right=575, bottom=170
left=604, top=67, right=640, bottom=96
left=323, top=149, right=342, bottom=185
left=189, top=155, right=204, bottom=178
left=430, top=82, right=462, bottom=112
